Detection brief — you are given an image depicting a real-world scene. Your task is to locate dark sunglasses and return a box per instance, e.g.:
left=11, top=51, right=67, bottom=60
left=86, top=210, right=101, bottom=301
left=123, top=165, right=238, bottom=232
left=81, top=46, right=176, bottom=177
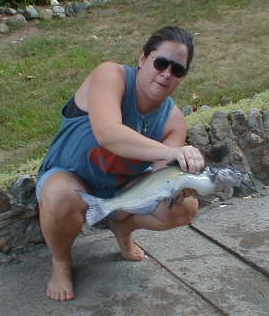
left=150, top=55, right=187, bottom=78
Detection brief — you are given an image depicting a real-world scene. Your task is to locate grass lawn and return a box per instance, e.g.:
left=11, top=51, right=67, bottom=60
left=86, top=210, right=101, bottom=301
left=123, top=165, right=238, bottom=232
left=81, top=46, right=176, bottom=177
left=0, top=0, right=268, bottom=188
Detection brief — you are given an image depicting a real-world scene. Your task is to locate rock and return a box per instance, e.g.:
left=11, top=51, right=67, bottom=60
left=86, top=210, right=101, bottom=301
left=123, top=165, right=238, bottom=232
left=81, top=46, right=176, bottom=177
left=65, top=4, right=76, bottom=17
left=8, top=175, right=36, bottom=207
left=262, top=110, right=269, bottom=134
left=0, top=190, right=10, bottom=213
left=5, top=7, right=17, bottom=15
left=5, top=14, right=28, bottom=28
left=72, top=1, right=87, bottom=13
left=52, top=5, right=66, bottom=18
left=24, top=217, right=44, bottom=244
left=246, top=145, right=269, bottom=184
left=248, top=108, right=264, bottom=137
left=0, top=22, right=9, bottom=33
left=23, top=5, right=39, bottom=20
left=83, top=1, right=93, bottom=9
left=181, top=105, right=193, bottom=116
left=51, top=0, right=60, bottom=5
left=229, top=141, right=250, bottom=172
left=200, top=105, right=211, bottom=111
left=228, top=110, right=248, bottom=137
left=0, top=251, right=13, bottom=265
left=39, top=8, right=53, bottom=20
left=187, top=124, right=210, bottom=146
left=210, top=111, right=233, bottom=142
left=0, top=0, right=111, bottom=35
left=93, top=0, right=110, bottom=4
left=0, top=236, right=12, bottom=253
left=247, top=132, right=264, bottom=148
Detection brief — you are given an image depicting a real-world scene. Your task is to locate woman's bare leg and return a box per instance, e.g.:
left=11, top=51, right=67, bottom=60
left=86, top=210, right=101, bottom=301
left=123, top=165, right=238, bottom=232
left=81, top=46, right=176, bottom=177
left=108, top=192, right=198, bottom=261
left=38, top=171, right=89, bottom=301
left=108, top=219, right=146, bottom=261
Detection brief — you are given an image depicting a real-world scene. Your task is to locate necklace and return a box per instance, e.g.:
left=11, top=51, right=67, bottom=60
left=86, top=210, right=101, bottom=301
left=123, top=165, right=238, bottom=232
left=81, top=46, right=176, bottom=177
left=142, top=118, right=148, bottom=134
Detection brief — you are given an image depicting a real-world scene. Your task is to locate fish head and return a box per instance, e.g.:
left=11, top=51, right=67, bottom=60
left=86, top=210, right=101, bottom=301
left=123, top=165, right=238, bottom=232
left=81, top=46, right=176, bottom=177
left=205, top=165, right=244, bottom=190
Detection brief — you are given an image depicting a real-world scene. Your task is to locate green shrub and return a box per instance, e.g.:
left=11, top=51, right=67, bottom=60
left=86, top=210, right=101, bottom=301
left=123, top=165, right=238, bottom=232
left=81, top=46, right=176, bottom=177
left=1, top=0, right=51, bottom=8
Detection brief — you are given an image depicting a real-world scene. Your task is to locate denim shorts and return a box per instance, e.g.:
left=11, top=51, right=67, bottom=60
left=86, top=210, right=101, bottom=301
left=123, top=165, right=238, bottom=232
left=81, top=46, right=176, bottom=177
left=35, top=167, right=116, bottom=225
left=35, top=167, right=68, bottom=201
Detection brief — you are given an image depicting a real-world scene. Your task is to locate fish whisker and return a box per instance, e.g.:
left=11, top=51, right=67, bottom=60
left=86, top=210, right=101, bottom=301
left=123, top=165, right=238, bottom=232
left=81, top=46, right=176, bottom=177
left=240, top=172, right=258, bottom=192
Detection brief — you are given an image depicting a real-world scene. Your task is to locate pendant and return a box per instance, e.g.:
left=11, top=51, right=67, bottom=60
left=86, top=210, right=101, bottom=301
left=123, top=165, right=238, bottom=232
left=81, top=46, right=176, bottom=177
left=142, top=121, right=148, bottom=134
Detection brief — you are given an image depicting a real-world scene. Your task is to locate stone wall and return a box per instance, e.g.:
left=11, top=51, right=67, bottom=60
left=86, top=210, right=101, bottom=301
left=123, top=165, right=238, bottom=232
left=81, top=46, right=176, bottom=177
left=0, top=176, right=42, bottom=255
left=0, top=108, right=268, bottom=256
left=0, top=0, right=110, bottom=34
left=187, top=108, right=269, bottom=189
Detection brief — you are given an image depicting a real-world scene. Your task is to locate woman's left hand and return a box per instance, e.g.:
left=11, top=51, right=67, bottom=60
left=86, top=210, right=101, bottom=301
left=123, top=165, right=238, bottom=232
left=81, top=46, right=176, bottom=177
left=174, top=145, right=205, bottom=174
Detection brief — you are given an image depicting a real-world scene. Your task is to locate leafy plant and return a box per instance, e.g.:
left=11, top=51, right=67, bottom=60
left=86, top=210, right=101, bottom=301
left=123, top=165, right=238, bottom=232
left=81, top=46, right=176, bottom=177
left=2, top=0, right=50, bottom=7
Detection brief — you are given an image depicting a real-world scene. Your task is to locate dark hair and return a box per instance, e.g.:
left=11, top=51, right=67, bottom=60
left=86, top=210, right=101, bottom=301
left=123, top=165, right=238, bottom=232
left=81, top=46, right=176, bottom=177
left=143, top=26, right=194, bottom=71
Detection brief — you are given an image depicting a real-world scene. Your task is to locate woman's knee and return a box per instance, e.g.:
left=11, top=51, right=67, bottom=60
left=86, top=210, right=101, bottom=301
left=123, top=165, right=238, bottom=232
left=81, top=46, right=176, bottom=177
left=39, top=172, right=88, bottom=218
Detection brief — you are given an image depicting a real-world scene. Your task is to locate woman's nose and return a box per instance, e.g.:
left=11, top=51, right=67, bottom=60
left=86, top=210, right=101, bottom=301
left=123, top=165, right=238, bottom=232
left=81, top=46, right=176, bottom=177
left=161, top=65, right=172, bottom=77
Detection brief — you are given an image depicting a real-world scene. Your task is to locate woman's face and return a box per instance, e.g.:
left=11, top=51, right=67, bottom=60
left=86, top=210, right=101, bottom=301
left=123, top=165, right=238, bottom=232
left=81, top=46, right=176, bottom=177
left=137, top=40, right=189, bottom=104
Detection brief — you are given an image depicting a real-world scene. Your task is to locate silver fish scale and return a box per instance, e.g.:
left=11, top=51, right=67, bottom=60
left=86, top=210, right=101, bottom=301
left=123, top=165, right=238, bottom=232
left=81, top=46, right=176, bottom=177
left=78, top=165, right=243, bottom=225
left=98, top=166, right=211, bottom=213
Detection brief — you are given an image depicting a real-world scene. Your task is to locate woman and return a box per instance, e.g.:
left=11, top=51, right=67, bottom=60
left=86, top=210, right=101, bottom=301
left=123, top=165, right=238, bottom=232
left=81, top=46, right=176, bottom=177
left=36, top=26, right=205, bottom=301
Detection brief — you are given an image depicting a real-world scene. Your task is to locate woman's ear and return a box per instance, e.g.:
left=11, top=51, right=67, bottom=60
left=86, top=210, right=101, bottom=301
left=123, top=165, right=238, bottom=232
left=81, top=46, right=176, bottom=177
left=138, top=51, right=146, bottom=69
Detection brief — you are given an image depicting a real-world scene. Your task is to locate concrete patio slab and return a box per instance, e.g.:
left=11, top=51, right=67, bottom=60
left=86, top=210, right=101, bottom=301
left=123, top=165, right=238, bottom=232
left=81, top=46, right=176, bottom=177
left=191, top=193, right=269, bottom=276
left=136, top=226, right=269, bottom=316
left=0, top=230, right=221, bottom=316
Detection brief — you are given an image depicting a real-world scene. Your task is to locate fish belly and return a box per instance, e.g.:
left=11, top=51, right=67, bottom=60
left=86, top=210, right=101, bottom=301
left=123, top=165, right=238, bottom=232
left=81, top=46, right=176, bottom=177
left=101, top=180, right=176, bottom=215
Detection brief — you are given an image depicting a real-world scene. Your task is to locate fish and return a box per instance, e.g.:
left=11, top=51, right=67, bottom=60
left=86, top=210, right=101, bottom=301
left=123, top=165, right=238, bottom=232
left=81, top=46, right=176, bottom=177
left=77, top=164, right=243, bottom=226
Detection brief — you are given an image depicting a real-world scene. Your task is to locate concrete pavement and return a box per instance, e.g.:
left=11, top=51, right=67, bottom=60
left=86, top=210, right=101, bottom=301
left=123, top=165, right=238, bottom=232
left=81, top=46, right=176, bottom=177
left=0, top=188, right=269, bottom=316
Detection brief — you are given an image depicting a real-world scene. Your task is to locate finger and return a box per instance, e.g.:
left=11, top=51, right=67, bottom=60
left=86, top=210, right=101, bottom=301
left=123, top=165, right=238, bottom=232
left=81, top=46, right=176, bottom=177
left=186, top=157, right=196, bottom=174
left=184, top=147, right=205, bottom=173
left=190, top=154, right=204, bottom=173
left=177, top=153, right=188, bottom=172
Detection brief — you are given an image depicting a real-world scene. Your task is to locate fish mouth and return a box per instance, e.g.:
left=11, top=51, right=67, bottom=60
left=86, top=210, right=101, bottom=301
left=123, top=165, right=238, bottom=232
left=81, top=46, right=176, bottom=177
left=206, top=165, right=244, bottom=188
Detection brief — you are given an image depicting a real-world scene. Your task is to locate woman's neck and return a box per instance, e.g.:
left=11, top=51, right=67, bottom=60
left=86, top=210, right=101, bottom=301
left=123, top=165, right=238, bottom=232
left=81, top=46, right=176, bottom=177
left=136, top=78, right=161, bottom=116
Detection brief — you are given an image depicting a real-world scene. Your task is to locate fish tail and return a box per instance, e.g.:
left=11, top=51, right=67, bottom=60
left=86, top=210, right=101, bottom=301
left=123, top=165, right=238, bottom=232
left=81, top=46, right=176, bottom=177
left=76, top=190, right=111, bottom=226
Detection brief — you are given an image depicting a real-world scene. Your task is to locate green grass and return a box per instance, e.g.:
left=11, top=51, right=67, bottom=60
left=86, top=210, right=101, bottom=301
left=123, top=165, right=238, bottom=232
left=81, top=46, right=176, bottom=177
left=0, top=36, right=102, bottom=149
left=0, top=0, right=269, bottom=188
left=186, top=90, right=269, bottom=127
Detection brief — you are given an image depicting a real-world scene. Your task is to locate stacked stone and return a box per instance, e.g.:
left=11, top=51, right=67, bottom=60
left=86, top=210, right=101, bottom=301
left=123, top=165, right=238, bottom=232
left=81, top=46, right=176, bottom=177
left=0, top=176, right=43, bottom=256
left=188, top=108, right=269, bottom=198
left=0, top=0, right=110, bottom=34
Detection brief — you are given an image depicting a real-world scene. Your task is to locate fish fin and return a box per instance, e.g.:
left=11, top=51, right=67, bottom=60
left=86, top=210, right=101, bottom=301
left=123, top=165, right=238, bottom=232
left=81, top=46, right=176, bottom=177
left=76, top=190, right=111, bottom=226
left=206, top=166, right=219, bottom=182
left=168, top=197, right=176, bottom=209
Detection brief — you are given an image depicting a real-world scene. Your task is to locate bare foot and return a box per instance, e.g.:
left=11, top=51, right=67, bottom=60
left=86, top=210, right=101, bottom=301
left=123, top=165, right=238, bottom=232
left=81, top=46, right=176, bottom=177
left=107, top=219, right=146, bottom=261
left=45, top=258, right=76, bottom=301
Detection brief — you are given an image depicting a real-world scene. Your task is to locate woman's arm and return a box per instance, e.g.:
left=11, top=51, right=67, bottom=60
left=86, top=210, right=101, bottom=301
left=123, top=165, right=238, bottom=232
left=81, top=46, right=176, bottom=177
left=153, top=106, right=204, bottom=173
left=75, top=62, right=204, bottom=173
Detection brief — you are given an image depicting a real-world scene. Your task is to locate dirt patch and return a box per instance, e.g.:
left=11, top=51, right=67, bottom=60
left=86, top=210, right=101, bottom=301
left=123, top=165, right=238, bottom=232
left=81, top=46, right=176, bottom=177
left=0, top=20, right=42, bottom=47
left=0, top=140, right=46, bottom=170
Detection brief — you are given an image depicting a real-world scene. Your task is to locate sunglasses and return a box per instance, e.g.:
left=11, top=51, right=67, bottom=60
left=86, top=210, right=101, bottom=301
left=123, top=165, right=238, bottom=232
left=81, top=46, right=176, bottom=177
left=150, top=55, right=187, bottom=78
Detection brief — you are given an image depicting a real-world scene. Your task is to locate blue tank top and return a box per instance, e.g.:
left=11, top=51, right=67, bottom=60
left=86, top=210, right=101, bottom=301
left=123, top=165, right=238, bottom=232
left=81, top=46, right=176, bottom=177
left=39, top=65, right=175, bottom=198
